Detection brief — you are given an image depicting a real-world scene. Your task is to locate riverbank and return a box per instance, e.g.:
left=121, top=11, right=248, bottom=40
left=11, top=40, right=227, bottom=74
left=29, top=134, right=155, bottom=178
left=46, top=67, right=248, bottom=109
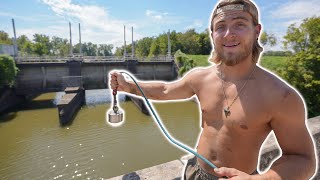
left=109, top=116, right=320, bottom=179
left=0, top=87, right=25, bottom=115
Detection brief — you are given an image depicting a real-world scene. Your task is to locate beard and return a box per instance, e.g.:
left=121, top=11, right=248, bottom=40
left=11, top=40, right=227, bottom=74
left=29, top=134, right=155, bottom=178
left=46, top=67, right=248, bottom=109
left=214, top=39, right=254, bottom=66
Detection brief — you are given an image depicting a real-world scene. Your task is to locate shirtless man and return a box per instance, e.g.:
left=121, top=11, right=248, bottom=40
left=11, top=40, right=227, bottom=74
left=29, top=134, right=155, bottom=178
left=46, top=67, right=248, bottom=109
left=110, top=0, right=316, bottom=179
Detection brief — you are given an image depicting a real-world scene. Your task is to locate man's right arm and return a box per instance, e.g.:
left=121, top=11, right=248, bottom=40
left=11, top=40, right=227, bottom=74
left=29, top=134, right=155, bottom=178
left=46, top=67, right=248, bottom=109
left=109, top=71, right=196, bottom=101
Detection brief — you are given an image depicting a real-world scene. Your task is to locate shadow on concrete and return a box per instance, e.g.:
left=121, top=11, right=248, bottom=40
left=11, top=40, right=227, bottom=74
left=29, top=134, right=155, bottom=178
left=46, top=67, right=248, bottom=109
left=172, top=177, right=182, bottom=180
left=122, top=172, right=140, bottom=180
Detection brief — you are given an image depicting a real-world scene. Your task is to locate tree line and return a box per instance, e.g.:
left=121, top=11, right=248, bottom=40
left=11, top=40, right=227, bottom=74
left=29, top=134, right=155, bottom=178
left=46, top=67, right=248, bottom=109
left=0, top=32, right=113, bottom=56
left=114, top=29, right=212, bottom=57
left=0, top=28, right=213, bottom=57
left=0, top=28, right=279, bottom=58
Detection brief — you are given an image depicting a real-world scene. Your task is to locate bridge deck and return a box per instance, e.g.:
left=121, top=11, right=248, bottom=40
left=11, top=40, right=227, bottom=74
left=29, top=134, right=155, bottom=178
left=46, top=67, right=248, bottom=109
left=14, top=55, right=174, bottom=64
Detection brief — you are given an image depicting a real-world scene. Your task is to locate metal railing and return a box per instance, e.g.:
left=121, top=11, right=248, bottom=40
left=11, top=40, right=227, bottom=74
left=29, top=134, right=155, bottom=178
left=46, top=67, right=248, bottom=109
left=15, top=55, right=174, bottom=63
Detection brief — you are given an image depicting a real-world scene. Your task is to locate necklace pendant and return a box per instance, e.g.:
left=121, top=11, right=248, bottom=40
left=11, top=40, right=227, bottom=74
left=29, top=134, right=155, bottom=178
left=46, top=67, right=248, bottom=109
left=224, top=107, right=231, bottom=117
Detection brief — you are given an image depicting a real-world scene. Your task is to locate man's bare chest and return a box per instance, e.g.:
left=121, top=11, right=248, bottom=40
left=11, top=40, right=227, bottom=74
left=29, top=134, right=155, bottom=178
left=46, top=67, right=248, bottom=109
left=195, top=82, right=271, bottom=132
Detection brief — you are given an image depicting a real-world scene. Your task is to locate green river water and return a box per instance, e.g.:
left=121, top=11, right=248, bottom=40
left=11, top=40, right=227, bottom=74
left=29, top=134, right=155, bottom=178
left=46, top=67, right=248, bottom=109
left=0, top=90, right=201, bottom=179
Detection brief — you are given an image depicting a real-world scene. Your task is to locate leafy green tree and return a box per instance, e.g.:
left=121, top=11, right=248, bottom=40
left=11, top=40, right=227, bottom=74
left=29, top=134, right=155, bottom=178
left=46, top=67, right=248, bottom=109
left=17, top=35, right=33, bottom=55
left=0, top=31, right=12, bottom=45
left=148, top=38, right=160, bottom=57
left=33, top=34, right=51, bottom=56
left=135, top=37, right=153, bottom=57
left=169, top=30, right=180, bottom=55
left=82, top=42, right=98, bottom=56
left=260, top=31, right=277, bottom=47
left=177, top=29, right=201, bottom=54
left=158, top=33, right=168, bottom=55
left=51, top=36, right=69, bottom=56
left=0, top=55, right=18, bottom=87
left=98, top=44, right=113, bottom=56
left=279, top=16, right=320, bottom=117
left=199, top=29, right=211, bottom=55
left=174, top=50, right=195, bottom=76
left=114, top=46, right=124, bottom=56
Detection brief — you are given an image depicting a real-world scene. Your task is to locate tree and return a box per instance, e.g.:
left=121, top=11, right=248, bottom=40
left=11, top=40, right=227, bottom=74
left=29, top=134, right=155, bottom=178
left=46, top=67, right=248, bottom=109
left=82, top=42, right=98, bottom=56
left=169, top=30, right=180, bottom=55
left=51, top=36, right=69, bottom=56
left=284, top=17, right=320, bottom=53
left=0, top=31, right=12, bottom=45
left=279, top=16, right=320, bottom=117
left=260, top=31, right=277, bottom=47
left=0, top=55, right=18, bottom=87
left=158, top=32, right=168, bottom=55
left=174, top=50, right=195, bottom=76
left=33, top=34, right=51, bottom=56
left=135, top=37, right=153, bottom=57
left=177, top=29, right=201, bottom=54
left=199, top=29, right=212, bottom=55
left=97, top=44, right=113, bottom=56
left=17, top=35, right=33, bottom=55
left=148, top=38, right=160, bottom=57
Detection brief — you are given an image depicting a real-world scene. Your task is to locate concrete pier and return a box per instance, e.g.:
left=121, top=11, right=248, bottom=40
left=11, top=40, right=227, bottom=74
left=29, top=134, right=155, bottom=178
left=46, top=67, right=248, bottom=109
left=57, top=87, right=85, bottom=125
left=129, top=95, right=149, bottom=115
left=108, top=116, right=320, bottom=179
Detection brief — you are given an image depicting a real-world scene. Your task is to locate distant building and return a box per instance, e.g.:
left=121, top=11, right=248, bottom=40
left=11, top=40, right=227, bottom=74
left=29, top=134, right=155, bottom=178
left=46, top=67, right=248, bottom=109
left=0, top=44, right=15, bottom=56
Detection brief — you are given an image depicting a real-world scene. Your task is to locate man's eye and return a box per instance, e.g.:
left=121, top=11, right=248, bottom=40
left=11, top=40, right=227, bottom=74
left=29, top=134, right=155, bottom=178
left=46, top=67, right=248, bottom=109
left=216, top=25, right=225, bottom=30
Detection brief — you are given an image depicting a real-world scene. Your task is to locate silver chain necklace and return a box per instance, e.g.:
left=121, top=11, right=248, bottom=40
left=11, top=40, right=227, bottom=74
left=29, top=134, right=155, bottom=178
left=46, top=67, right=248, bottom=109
left=220, top=65, right=256, bottom=118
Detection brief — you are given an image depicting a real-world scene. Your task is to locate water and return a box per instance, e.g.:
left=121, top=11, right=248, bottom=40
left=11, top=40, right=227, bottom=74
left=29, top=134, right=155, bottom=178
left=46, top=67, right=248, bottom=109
left=0, top=90, right=201, bottom=179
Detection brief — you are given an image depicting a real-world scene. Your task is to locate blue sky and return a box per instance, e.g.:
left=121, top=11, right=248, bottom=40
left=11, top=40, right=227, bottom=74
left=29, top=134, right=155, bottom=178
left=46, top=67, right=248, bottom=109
left=1, top=0, right=319, bottom=51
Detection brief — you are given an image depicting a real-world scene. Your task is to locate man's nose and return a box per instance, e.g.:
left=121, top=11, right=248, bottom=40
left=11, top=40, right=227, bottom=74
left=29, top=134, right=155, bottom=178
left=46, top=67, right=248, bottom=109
left=224, top=27, right=236, bottom=38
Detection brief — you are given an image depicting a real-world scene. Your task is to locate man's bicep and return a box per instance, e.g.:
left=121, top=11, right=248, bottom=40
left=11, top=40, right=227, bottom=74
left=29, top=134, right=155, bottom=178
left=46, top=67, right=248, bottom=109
left=270, top=90, right=314, bottom=156
left=163, top=72, right=196, bottom=100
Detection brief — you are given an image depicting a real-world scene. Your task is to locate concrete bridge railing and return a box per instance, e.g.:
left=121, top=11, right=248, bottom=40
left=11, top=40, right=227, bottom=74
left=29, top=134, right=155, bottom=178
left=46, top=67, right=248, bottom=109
left=14, top=55, right=174, bottom=63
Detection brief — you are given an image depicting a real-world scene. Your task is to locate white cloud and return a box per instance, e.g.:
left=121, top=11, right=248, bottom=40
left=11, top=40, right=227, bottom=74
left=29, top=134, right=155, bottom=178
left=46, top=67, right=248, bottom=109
left=145, top=10, right=169, bottom=20
left=184, top=19, right=203, bottom=30
left=39, top=0, right=142, bottom=48
left=272, top=0, right=320, bottom=23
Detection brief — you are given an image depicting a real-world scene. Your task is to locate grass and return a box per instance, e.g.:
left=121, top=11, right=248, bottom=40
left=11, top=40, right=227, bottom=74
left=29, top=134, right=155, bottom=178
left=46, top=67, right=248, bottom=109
left=259, top=55, right=288, bottom=73
left=186, top=54, right=288, bottom=73
left=186, top=54, right=211, bottom=67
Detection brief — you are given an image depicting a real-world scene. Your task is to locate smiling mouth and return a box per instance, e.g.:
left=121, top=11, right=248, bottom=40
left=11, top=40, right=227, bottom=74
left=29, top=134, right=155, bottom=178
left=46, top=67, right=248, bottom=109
left=223, top=43, right=240, bottom=47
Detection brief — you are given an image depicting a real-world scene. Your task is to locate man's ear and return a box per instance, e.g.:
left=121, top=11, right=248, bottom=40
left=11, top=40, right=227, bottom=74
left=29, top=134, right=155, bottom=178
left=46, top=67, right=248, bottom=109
left=255, top=24, right=262, bottom=39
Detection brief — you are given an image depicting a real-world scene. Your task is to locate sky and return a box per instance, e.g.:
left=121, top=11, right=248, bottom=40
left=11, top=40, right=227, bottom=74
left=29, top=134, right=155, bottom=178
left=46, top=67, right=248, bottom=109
left=1, top=0, right=319, bottom=52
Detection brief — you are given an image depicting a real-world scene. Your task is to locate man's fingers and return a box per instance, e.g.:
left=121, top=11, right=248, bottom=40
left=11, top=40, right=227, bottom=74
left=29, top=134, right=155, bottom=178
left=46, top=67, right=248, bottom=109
left=110, top=72, right=118, bottom=79
left=109, top=71, right=119, bottom=90
left=109, top=71, right=127, bottom=92
left=215, top=167, right=238, bottom=178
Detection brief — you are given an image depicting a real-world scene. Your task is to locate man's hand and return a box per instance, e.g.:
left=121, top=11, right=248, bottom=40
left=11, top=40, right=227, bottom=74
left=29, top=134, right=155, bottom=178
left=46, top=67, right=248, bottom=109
left=109, top=71, right=129, bottom=92
left=214, top=167, right=255, bottom=180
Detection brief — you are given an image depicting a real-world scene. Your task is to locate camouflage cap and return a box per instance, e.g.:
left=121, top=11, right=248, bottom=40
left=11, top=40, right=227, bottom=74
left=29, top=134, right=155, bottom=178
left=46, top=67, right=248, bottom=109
left=211, top=0, right=259, bottom=28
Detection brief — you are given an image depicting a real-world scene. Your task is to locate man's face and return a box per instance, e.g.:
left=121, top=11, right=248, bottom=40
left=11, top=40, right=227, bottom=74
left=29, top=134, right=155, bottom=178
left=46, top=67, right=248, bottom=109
left=211, top=10, right=260, bottom=66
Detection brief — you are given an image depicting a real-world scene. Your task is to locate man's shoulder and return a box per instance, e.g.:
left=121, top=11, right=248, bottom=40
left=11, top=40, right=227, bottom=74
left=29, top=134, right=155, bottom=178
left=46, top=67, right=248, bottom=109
left=257, top=65, right=302, bottom=103
left=185, top=65, right=215, bottom=78
left=258, top=65, right=289, bottom=88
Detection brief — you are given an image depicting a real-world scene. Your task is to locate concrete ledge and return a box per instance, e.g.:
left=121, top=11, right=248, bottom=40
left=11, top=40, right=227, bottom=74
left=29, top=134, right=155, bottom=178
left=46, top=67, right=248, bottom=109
left=108, top=160, right=184, bottom=180
left=108, top=116, right=320, bottom=179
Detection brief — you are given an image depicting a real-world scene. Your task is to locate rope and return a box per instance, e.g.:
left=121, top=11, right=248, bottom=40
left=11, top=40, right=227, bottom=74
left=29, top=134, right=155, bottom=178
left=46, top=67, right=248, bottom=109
left=119, top=71, right=218, bottom=169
